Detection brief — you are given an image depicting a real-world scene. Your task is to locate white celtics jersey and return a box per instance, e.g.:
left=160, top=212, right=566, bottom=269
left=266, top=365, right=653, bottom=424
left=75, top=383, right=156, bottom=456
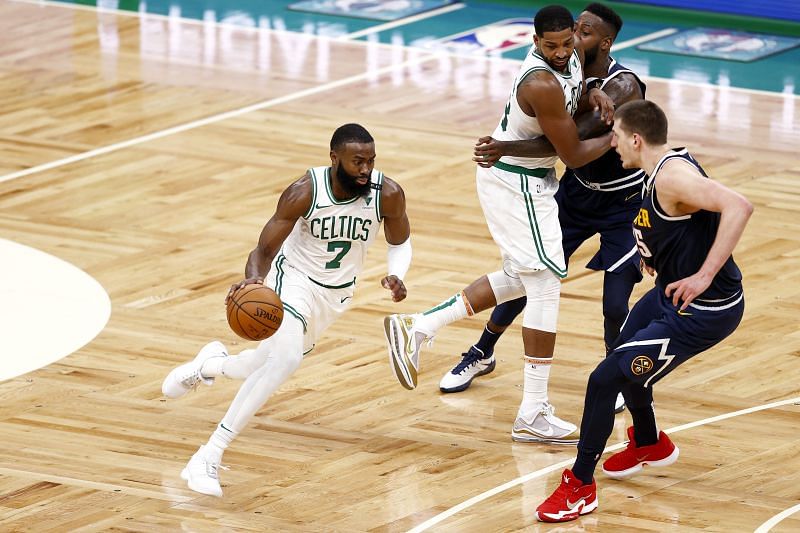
left=493, top=47, right=583, bottom=170
left=279, top=166, right=383, bottom=288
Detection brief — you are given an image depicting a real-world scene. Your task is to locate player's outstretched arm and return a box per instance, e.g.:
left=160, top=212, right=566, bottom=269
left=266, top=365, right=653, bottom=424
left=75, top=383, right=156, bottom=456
left=379, top=177, right=411, bottom=302
left=226, top=174, right=311, bottom=302
left=522, top=74, right=612, bottom=168
left=658, top=162, right=754, bottom=309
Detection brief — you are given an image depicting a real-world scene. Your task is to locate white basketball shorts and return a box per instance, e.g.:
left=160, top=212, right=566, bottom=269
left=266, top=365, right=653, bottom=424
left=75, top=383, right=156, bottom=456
left=476, top=165, right=566, bottom=278
left=266, top=253, right=353, bottom=354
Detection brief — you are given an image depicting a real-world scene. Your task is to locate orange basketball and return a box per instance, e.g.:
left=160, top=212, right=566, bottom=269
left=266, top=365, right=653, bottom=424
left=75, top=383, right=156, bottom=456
left=226, top=284, right=284, bottom=341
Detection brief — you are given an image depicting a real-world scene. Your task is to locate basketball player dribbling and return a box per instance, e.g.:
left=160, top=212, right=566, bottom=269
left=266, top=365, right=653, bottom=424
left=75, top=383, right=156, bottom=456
left=161, top=124, right=413, bottom=497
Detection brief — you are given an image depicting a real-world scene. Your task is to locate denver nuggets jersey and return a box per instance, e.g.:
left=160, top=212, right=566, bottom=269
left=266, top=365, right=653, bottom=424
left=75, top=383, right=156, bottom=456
left=493, top=47, right=583, bottom=170
left=573, top=58, right=647, bottom=189
left=633, top=149, right=742, bottom=299
left=279, top=166, right=383, bottom=287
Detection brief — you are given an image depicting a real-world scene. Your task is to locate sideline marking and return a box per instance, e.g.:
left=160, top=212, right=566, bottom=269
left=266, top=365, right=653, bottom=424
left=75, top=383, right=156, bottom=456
left=408, top=396, right=800, bottom=532
left=341, top=3, right=465, bottom=40
left=12, top=0, right=798, bottom=100
left=0, top=53, right=441, bottom=184
left=3, top=0, right=797, bottom=187
left=612, top=28, right=679, bottom=51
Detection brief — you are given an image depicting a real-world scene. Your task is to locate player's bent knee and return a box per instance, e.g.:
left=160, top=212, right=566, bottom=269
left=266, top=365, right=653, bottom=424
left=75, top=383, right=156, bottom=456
left=487, top=269, right=525, bottom=304
left=602, top=292, right=629, bottom=324
left=520, top=270, right=560, bottom=332
left=588, top=356, right=626, bottom=389
left=230, top=315, right=305, bottom=379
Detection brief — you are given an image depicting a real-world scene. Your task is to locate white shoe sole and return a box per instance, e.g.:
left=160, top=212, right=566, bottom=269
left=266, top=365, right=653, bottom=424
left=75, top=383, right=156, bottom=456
left=511, top=430, right=579, bottom=445
left=384, top=316, right=416, bottom=390
left=535, top=497, right=598, bottom=522
left=602, top=445, right=680, bottom=478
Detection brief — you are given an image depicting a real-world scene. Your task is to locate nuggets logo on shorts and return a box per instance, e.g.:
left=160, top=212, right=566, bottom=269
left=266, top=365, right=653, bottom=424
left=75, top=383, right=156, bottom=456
left=631, top=355, right=654, bottom=376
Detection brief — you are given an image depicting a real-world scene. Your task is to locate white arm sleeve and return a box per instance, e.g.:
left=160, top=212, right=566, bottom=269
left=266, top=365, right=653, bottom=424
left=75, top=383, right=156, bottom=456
left=386, top=237, right=412, bottom=280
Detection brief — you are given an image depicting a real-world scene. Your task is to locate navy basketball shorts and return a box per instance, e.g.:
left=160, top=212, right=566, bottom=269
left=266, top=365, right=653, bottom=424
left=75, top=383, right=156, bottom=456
left=608, top=287, right=744, bottom=387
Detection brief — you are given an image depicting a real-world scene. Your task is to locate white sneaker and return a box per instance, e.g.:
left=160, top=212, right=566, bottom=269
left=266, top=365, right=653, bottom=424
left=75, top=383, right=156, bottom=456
left=383, top=314, right=433, bottom=390
left=512, top=402, right=578, bottom=445
left=162, top=341, right=227, bottom=398
left=180, top=445, right=227, bottom=497
left=615, top=392, right=626, bottom=414
left=439, top=346, right=496, bottom=393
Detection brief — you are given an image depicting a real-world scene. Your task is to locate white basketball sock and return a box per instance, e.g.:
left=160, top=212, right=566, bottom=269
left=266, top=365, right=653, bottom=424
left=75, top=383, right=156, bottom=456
left=519, top=356, right=552, bottom=414
left=205, top=423, right=236, bottom=463
left=415, top=292, right=473, bottom=333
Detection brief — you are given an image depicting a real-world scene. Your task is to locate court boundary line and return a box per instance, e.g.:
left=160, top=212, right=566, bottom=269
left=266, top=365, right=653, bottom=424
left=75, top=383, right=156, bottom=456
left=2, top=0, right=797, bottom=186
left=11, top=0, right=800, bottom=100
left=340, top=2, right=466, bottom=40
left=0, top=48, right=448, bottom=184
left=612, top=28, right=679, bottom=51
left=407, top=396, right=800, bottom=532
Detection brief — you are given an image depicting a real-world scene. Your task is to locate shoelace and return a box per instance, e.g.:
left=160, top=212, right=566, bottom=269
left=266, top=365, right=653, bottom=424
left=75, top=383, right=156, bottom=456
left=205, top=462, right=230, bottom=479
left=179, top=369, right=203, bottom=390
left=452, top=349, right=489, bottom=375
left=539, top=402, right=556, bottom=417
left=542, top=476, right=574, bottom=505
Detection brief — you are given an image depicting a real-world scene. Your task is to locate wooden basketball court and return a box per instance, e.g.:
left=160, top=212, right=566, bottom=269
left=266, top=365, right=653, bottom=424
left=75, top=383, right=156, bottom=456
left=1, top=1, right=798, bottom=531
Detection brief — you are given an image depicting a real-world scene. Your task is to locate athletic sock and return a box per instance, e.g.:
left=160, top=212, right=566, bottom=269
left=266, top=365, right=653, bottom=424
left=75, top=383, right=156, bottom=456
left=519, top=356, right=552, bottom=413
left=205, top=423, right=237, bottom=463
left=473, top=326, right=500, bottom=357
left=415, top=292, right=473, bottom=333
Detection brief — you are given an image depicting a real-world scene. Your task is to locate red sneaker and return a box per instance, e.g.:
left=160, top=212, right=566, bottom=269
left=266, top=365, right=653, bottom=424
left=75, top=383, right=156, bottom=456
left=602, top=426, right=680, bottom=479
left=535, top=469, right=598, bottom=523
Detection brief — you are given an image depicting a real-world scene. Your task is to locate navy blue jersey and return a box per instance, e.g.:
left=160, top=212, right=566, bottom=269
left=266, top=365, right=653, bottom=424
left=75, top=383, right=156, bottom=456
left=556, top=58, right=647, bottom=274
left=572, top=59, right=647, bottom=189
left=633, top=148, right=743, bottom=300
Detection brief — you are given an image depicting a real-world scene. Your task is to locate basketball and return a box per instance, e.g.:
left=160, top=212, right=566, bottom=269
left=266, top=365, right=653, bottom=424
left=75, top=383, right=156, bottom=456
left=226, top=284, right=284, bottom=341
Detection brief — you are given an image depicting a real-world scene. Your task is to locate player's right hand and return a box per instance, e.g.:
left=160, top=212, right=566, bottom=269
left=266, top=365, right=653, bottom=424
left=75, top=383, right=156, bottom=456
left=381, top=275, right=407, bottom=302
left=588, top=87, right=615, bottom=124
left=225, top=277, right=264, bottom=304
left=473, top=136, right=503, bottom=168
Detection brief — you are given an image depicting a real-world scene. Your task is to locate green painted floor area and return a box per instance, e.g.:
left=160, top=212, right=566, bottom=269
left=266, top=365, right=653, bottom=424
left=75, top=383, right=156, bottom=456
left=70, top=0, right=800, bottom=94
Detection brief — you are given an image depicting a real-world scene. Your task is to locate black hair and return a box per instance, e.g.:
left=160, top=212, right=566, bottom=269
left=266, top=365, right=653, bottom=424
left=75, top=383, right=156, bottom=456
left=534, top=5, right=575, bottom=37
left=584, top=2, right=623, bottom=37
left=615, top=100, right=668, bottom=145
left=330, top=123, right=374, bottom=151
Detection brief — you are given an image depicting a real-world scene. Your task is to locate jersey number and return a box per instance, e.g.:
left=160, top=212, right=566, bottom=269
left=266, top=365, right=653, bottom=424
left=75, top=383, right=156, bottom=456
left=325, top=241, right=351, bottom=269
left=633, top=228, right=653, bottom=258
left=500, top=99, right=511, bottom=131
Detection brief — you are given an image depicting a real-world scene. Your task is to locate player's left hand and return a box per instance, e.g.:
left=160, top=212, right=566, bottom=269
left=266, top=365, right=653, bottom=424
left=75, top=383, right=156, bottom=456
left=664, top=271, right=712, bottom=310
left=381, top=275, right=407, bottom=302
left=473, top=136, right=503, bottom=168
left=588, top=87, right=615, bottom=124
